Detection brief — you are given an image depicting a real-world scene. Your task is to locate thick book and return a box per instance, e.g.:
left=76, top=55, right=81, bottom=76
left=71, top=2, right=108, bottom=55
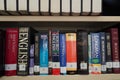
left=29, top=0, right=40, bottom=15
left=29, top=44, right=34, bottom=75
left=0, top=30, right=5, bottom=76
left=66, top=33, right=77, bottom=74
left=59, top=34, right=66, bottom=75
left=18, top=0, right=29, bottom=15
left=62, top=0, right=70, bottom=16
left=34, top=33, right=40, bottom=75
left=106, top=33, right=112, bottom=73
left=110, top=28, right=120, bottom=73
left=51, top=30, right=60, bottom=75
left=5, top=28, right=19, bottom=76
left=91, top=33, right=101, bottom=74
left=40, top=33, right=49, bottom=75
left=72, top=0, right=81, bottom=16
left=100, top=32, right=107, bottom=74
left=81, top=0, right=91, bottom=15
left=6, top=0, right=20, bottom=15
left=77, top=30, right=89, bottom=74
left=48, top=30, right=52, bottom=75
left=91, top=0, right=102, bottom=15
left=17, top=27, right=36, bottom=76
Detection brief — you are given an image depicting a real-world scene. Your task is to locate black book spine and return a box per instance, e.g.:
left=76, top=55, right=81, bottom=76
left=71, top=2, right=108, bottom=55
left=106, top=33, right=112, bottom=73
left=77, top=30, right=89, bottom=74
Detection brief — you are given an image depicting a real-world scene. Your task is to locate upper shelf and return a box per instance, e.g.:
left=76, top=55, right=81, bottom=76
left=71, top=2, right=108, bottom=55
left=0, top=16, right=120, bottom=22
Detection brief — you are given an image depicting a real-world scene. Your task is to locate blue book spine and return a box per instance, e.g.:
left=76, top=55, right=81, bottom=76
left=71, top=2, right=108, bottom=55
left=100, top=32, right=107, bottom=73
left=91, top=33, right=101, bottom=74
left=40, top=34, right=48, bottom=75
left=59, top=34, right=66, bottom=75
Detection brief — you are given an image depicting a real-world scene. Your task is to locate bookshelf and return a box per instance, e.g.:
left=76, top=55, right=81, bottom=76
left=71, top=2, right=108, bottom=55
left=0, top=16, right=120, bottom=80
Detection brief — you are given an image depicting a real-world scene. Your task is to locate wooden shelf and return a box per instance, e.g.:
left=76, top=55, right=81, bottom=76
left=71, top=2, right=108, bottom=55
left=1, top=74, right=120, bottom=80
left=0, top=16, right=120, bottom=22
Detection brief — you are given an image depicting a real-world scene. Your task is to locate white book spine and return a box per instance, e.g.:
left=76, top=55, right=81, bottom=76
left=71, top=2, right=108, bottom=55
left=18, top=0, right=27, bottom=11
left=7, top=0, right=16, bottom=11
left=72, top=0, right=81, bottom=13
left=92, top=0, right=102, bottom=13
left=0, top=0, right=4, bottom=11
left=83, top=0, right=91, bottom=12
left=51, top=0, right=60, bottom=13
left=29, top=0, right=39, bottom=12
left=62, top=0, right=70, bottom=13
left=41, top=0, right=49, bottom=12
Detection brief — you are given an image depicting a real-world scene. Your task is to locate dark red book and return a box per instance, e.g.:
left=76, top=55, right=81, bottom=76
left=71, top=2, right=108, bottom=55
left=5, top=28, right=19, bottom=76
left=110, top=28, right=120, bottom=73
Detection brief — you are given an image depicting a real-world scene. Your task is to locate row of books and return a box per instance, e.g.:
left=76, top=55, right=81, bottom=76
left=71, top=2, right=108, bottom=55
left=0, top=27, right=120, bottom=76
left=0, top=0, right=102, bottom=16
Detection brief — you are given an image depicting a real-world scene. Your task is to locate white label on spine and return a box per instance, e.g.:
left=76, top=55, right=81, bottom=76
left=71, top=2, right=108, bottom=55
left=40, top=67, right=48, bottom=74
left=29, top=67, right=34, bottom=74
left=83, top=0, right=91, bottom=12
left=60, top=67, right=66, bottom=74
left=67, top=63, right=77, bottom=68
left=52, top=62, right=60, bottom=68
left=34, top=66, right=40, bottom=72
left=49, top=61, right=52, bottom=68
left=72, top=0, right=81, bottom=13
left=62, top=0, right=70, bottom=13
left=51, top=0, right=60, bottom=13
left=19, top=0, right=27, bottom=10
left=113, top=62, right=120, bottom=68
left=29, top=0, right=39, bottom=11
left=5, top=64, right=16, bottom=71
left=7, top=0, right=16, bottom=11
left=92, top=65, right=101, bottom=73
left=19, top=64, right=26, bottom=71
left=41, top=0, right=49, bottom=12
left=101, top=65, right=107, bottom=71
left=106, top=62, right=112, bottom=68
left=80, top=63, right=87, bottom=70
left=0, top=0, right=4, bottom=10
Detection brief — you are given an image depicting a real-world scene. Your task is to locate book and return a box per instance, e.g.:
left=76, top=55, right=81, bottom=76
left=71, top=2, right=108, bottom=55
left=51, top=30, right=60, bottom=75
left=5, top=28, right=19, bottom=76
left=59, top=34, right=66, bottom=75
left=34, top=33, right=40, bottom=75
left=0, top=0, right=9, bottom=15
left=91, top=33, right=101, bottom=74
left=81, top=0, right=91, bottom=15
left=29, top=0, right=39, bottom=15
left=91, top=0, right=102, bottom=15
left=48, top=30, right=52, bottom=75
left=106, top=33, right=112, bottom=73
left=0, top=30, right=5, bottom=76
left=29, top=44, right=34, bottom=75
left=51, top=0, right=60, bottom=15
left=18, top=0, right=29, bottom=15
left=40, top=0, right=49, bottom=15
left=6, top=0, right=19, bottom=15
left=72, top=0, right=81, bottom=16
left=62, top=0, right=70, bottom=16
left=110, top=28, right=120, bottom=73
left=77, top=30, right=89, bottom=74
left=17, top=27, right=36, bottom=75
left=100, top=32, right=107, bottom=74
left=40, top=33, right=49, bottom=75
left=66, top=33, right=77, bottom=74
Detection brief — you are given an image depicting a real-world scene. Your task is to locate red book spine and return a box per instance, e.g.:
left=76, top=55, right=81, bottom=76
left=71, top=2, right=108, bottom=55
left=5, top=28, right=19, bottom=76
left=110, top=28, right=120, bottom=73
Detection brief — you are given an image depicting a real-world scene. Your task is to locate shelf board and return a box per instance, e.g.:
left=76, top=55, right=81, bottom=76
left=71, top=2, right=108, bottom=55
left=0, top=16, right=120, bottom=22
left=1, top=74, right=120, bottom=80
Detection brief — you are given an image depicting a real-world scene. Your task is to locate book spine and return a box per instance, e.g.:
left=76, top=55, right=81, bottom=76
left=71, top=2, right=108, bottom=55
left=34, top=34, right=40, bottom=75
left=88, top=34, right=92, bottom=74
left=66, top=33, right=77, bottom=74
left=59, top=34, right=66, bottom=75
left=77, top=31, right=88, bottom=74
left=110, top=28, right=120, bottom=73
left=17, top=27, right=29, bottom=75
left=100, top=32, right=107, bottom=74
left=106, top=33, right=112, bottom=73
left=0, top=30, right=5, bottom=76
left=5, top=28, right=18, bottom=76
left=48, top=30, right=52, bottom=75
left=52, top=30, right=60, bottom=75
left=29, top=44, right=34, bottom=75
left=91, top=33, right=101, bottom=74
left=40, top=34, right=48, bottom=75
